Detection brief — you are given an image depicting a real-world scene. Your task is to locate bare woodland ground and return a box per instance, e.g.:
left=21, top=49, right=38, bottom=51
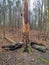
left=0, top=27, right=49, bottom=65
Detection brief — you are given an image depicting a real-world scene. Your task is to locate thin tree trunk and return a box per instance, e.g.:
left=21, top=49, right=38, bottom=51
left=3, top=0, right=6, bottom=38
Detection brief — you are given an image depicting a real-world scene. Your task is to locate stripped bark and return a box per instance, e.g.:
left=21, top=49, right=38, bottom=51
left=22, top=0, right=29, bottom=50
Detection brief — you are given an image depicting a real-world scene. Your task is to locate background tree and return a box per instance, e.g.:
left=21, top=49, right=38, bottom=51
left=8, top=0, right=13, bottom=31
left=16, top=0, right=21, bottom=29
left=43, top=0, right=47, bottom=31
left=0, top=2, right=2, bottom=26
left=47, top=0, right=49, bottom=32
left=3, top=0, right=6, bottom=38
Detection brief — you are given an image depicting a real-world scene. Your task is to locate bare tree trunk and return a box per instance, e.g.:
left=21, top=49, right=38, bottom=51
left=8, top=0, right=12, bottom=32
left=22, top=0, right=29, bottom=50
left=3, top=0, right=6, bottom=38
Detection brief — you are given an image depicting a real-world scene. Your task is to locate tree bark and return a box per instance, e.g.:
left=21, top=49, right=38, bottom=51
left=22, top=0, right=29, bottom=50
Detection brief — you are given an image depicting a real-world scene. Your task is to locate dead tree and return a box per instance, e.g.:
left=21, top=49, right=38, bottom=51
left=22, top=0, right=29, bottom=51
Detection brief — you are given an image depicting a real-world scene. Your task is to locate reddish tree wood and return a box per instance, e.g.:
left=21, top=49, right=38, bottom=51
left=22, top=0, right=29, bottom=50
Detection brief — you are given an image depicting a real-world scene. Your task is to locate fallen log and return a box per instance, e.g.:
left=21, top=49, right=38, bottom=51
left=31, top=42, right=47, bottom=53
left=2, top=42, right=23, bottom=51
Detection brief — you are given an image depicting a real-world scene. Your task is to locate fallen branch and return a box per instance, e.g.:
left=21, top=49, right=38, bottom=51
left=38, top=57, right=49, bottom=64
left=31, top=42, right=46, bottom=53
left=5, top=36, right=16, bottom=43
left=2, top=42, right=23, bottom=51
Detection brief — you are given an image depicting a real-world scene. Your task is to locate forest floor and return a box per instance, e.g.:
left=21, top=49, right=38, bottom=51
left=0, top=27, right=49, bottom=65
